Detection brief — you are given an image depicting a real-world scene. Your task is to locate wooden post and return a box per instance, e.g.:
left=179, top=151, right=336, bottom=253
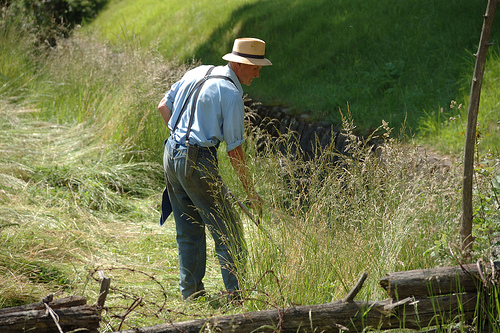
left=461, top=0, right=499, bottom=260
left=97, top=270, right=111, bottom=309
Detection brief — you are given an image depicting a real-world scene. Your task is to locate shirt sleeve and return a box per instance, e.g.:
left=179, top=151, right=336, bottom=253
left=222, top=92, right=245, bottom=152
left=164, top=80, right=180, bottom=111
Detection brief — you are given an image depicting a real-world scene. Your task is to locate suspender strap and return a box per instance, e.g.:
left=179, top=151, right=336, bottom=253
left=171, top=66, right=236, bottom=145
left=184, top=67, right=216, bottom=145
left=171, top=66, right=215, bottom=134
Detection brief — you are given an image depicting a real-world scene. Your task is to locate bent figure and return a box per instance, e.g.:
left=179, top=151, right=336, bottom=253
left=158, top=38, right=272, bottom=300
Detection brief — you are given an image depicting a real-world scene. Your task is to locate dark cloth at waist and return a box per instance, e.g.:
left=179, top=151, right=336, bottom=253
left=165, top=137, right=219, bottom=157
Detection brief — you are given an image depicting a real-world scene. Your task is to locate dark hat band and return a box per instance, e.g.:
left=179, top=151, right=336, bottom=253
left=232, top=51, right=265, bottom=59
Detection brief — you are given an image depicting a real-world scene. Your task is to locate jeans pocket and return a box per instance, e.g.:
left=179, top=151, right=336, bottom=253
left=184, top=144, right=199, bottom=179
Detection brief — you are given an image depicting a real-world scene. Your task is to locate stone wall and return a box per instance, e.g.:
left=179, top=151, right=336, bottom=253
left=244, top=99, right=351, bottom=160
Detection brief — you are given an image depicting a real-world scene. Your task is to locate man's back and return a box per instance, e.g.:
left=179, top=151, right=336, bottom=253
left=166, top=65, right=245, bottom=151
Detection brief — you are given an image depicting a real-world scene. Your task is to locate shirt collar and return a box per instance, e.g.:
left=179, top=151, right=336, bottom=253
left=224, top=65, right=244, bottom=97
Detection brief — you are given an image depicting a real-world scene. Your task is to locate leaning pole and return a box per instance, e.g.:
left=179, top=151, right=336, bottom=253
left=461, top=0, right=499, bottom=260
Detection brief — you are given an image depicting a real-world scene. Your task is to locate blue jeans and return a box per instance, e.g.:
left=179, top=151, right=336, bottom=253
left=163, top=138, right=245, bottom=300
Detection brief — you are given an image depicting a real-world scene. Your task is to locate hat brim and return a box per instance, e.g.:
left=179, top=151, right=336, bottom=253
left=222, top=53, right=272, bottom=66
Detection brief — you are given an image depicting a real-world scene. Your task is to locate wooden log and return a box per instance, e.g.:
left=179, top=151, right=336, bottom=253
left=0, top=295, right=87, bottom=315
left=0, top=296, right=101, bottom=333
left=0, top=305, right=101, bottom=333
left=113, top=292, right=477, bottom=333
left=380, top=261, right=500, bottom=299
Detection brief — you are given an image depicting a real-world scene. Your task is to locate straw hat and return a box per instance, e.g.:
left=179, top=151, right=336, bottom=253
left=222, top=38, right=272, bottom=66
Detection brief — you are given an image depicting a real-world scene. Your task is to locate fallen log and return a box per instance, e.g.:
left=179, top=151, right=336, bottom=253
left=0, top=305, right=101, bottom=333
left=380, top=261, right=500, bottom=299
left=0, top=295, right=87, bottom=315
left=0, top=270, right=110, bottom=332
left=0, top=294, right=102, bottom=332
left=113, top=292, right=477, bottom=333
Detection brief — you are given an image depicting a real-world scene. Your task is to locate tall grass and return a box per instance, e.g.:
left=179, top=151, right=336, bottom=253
left=33, top=34, right=199, bottom=161
left=0, top=18, right=42, bottom=104
left=223, top=113, right=471, bottom=308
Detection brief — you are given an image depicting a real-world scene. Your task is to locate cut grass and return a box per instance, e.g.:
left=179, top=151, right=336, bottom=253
left=0, top=104, right=253, bottom=329
left=0, top=105, right=170, bottom=321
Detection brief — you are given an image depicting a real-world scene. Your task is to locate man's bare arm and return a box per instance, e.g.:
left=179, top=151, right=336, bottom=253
left=228, top=145, right=262, bottom=210
left=158, top=97, right=172, bottom=126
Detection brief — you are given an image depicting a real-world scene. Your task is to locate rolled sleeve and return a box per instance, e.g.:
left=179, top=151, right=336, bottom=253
left=226, top=137, right=245, bottom=152
left=223, top=95, right=245, bottom=152
left=164, top=81, right=180, bottom=111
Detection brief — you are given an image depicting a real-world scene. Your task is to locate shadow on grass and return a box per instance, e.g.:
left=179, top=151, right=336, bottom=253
left=194, top=0, right=495, bottom=134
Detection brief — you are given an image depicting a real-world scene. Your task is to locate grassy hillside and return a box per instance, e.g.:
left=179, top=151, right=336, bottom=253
left=88, top=0, right=499, bottom=142
left=2, top=2, right=500, bottom=330
left=419, top=49, right=500, bottom=155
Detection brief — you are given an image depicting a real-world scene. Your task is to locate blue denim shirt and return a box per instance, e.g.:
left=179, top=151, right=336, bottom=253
left=164, top=65, right=245, bottom=152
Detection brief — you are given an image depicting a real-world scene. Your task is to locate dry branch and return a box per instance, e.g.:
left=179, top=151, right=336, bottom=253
left=342, top=271, right=368, bottom=303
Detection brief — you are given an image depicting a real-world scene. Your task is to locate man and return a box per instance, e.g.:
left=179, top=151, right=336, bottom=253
left=157, top=38, right=272, bottom=301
